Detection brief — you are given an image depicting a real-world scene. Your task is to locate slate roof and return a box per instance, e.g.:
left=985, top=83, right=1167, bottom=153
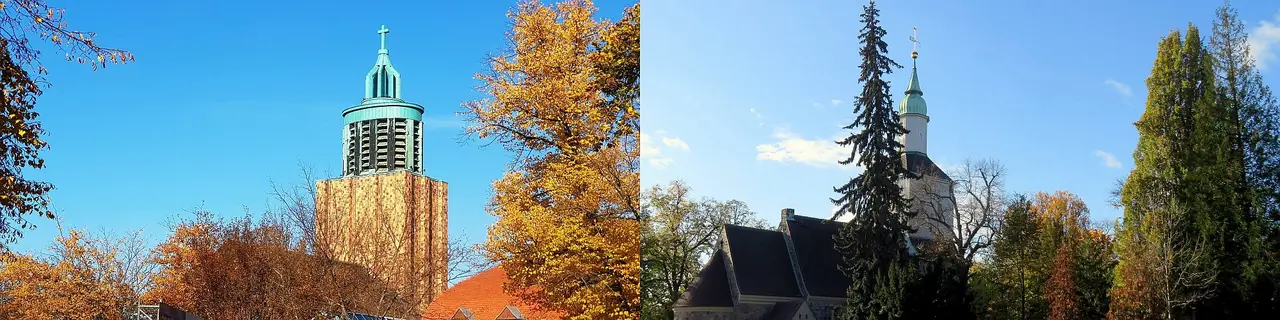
left=672, top=249, right=734, bottom=307
left=723, top=224, right=802, bottom=297
left=677, top=211, right=936, bottom=310
left=905, top=152, right=951, bottom=182
left=785, top=215, right=850, bottom=298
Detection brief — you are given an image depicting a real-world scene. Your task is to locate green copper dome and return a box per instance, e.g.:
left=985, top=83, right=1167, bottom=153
left=898, top=60, right=926, bottom=115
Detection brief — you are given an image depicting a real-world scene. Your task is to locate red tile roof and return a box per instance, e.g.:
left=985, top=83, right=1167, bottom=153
left=422, top=266, right=562, bottom=320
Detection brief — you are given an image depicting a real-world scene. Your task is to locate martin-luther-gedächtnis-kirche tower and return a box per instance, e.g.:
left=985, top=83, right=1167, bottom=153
left=315, top=25, right=450, bottom=312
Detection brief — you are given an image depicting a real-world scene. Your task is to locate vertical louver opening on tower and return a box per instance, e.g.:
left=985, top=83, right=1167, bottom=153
left=414, top=120, right=423, bottom=172
left=361, top=120, right=375, bottom=173
left=346, top=123, right=359, bottom=175
left=375, top=119, right=391, bottom=171
left=371, top=73, right=379, bottom=98
left=392, top=77, right=398, bottom=98
left=393, top=119, right=408, bottom=169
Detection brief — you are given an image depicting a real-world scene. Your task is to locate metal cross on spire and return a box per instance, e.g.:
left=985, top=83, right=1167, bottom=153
left=378, top=25, right=391, bottom=50
left=909, top=26, right=919, bottom=59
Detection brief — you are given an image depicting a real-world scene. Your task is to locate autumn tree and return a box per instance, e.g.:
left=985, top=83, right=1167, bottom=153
left=460, top=0, right=640, bottom=318
left=146, top=210, right=415, bottom=319
left=1031, top=192, right=1113, bottom=320
left=0, top=0, right=134, bottom=250
left=972, top=192, right=1114, bottom=320
left=640, top=180, right=765, bottom=320
left=0, top=225, right=147, bottom=319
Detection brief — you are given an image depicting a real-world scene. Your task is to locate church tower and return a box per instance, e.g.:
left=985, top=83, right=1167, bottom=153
left=342, top=25, right=425, bottom=176
left=899, top=29, right=928, bottom=156
left=899, top=27, right=954, bottom=243
left=315, top=25, right=450, bottom=313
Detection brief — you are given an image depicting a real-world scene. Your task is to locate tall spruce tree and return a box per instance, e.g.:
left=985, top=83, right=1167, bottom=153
left=1209, top=2, right=1280, bottom=314
left=830, top=1, right=915, bottom=318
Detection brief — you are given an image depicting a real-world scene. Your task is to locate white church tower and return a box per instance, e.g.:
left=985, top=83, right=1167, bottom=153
left=899, top=27, right=954, bottom=244
left=900, top=40, right=928, bottom=155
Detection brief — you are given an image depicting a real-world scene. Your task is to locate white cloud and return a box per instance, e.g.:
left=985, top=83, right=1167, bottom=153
left=811, top=102, right=824, bottom=108
left=1094, top=150, right=1122, bottom=168
left=830, top=99, right=843, bottom=106
left=1103, top=78, right=1132, bottom=97
left=642, top=131, right=689, bottom=169
left=832, top=205, right=852, bottom=222
left=1249, top=11, right=1280, bottom=71
left=755, top=126, right=853, bottom=170
left=649, top=157, right=674, bottom=168
left=662, top=136, right=690, bottom=152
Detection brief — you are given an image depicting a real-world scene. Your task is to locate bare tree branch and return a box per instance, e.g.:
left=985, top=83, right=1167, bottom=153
left=913, top=158, right=1006, bottom=265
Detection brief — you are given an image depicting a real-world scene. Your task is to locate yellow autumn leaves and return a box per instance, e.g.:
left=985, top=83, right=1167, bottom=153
left=462, top=0, right=640, bottom=319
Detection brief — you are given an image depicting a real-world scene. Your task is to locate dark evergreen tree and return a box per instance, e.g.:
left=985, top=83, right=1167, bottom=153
left=829, top=0, right=915, bottom=318
left=1209, top=2, right=1280, bottom=315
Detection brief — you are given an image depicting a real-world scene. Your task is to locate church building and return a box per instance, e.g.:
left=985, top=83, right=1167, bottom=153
left=671, top=35, right=955, bottom=320
left=314, top=25, right=451, bottom=313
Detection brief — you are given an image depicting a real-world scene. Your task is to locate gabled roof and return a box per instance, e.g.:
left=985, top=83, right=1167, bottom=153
left=675, top=211, right=934, bottom=311
left=784, top=215, right=849, bottom=298
left=723, top=225, right=802, bottom=297
left=449, top=308, right=475, bottom=320
left=673, top=249, right=733, bottom=307
left=495, top=306, right=524, bottom=319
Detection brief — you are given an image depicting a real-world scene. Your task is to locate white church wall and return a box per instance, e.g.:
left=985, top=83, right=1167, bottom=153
left=904, top=174, right=956, bottom=241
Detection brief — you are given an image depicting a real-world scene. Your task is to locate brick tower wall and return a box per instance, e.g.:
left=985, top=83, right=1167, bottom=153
left=315, top=171, right=449, bottom=312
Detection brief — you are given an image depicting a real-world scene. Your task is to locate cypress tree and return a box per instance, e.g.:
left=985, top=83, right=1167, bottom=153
left=830, top=0, right=915, bottom=318
left=1110, top=26, right=1220, bottom=319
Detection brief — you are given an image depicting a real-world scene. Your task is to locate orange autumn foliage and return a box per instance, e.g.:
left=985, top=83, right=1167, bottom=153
left=146, top=212, right=415, bottom=318
left=0, top=229, right=135, bottom=319
left=463, top=0, right=640, bottom=319
left=1030, top=191, right=1113, bottom=320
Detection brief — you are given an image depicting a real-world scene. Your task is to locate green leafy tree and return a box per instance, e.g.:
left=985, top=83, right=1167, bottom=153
left=973, top=195, right=1047, bottom=320
left=829, top=0, right=916, bottom=318
left=975, top=192, right=1114, bottom=320
left=640, top=180, right=764, bottom=320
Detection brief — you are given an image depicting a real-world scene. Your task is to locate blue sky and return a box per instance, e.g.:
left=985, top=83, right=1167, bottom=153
left=10, top=0, right=634, bottom=254
left=641, top=0, right=1280, bottom=228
